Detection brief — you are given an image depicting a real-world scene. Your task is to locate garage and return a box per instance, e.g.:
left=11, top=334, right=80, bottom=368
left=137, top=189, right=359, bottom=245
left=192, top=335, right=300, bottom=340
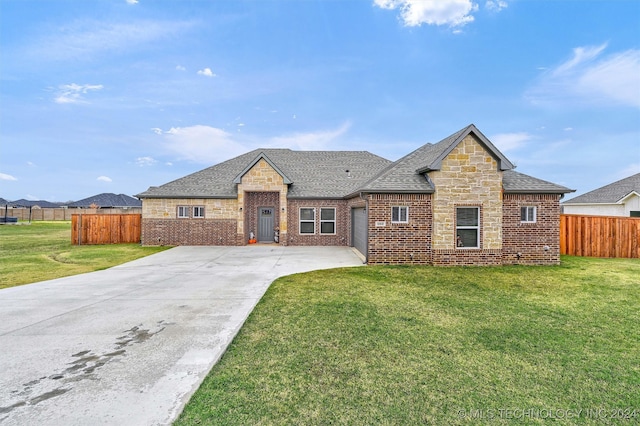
left=351, top=207, right=367, bottom=258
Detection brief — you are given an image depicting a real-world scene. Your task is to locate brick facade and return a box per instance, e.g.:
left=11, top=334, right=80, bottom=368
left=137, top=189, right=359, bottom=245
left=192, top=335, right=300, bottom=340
left=244, top=191, right=280, bottom=243
left=286, top=199, right=350, bottom=246
left=366, top=193, right=432, bottom=264
left=502, top=193, right=562, bottom=265
left=142, top=218, right=237, bottom=246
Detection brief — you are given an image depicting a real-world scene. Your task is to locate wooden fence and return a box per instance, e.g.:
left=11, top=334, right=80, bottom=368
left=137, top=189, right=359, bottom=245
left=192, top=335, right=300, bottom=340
left=72, top=214, right=141, bottom=245
left=560, top=214, right=640, bottom=258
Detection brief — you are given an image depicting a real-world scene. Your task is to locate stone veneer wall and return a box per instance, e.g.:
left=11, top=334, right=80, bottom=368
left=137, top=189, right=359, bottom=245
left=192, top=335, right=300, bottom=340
left=238, top=159, right=288, bottom=244
left=366, top=193, right=432, bottom=264
left=429, top=134, right=503, bottom=265
left=286, top=199, right=349, bottom=246
left=502, top=193, right=562, bottom=265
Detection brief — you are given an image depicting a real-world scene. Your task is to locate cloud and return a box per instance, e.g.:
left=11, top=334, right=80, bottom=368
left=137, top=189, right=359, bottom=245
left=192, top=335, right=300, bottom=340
left=126, top=0, right=139, bottom=4
left=176, top=65, right=186, bottom=71
left=526, top=43, right=640, bottom=108
left=29, top=19, right=195, bottom=62
left=136, top=156, right=157, bottom=167
left=161, top=125, right=246, bottom=164
left=268, top=122, right=352, bottom=150
left=157, top=122, right=352, bottom=164
left=374, top=0, right=478, bottom=27
left=490, top=132, right=532, bottom=152
left=485, top=1, right=507, bottom=12
left=54, top=83, right=103, bottom=104
left=0, top=172, right=18, bottom=181
left=197, top=68, right=216, bottom=77
left=97, top=176, right=112, bottom=182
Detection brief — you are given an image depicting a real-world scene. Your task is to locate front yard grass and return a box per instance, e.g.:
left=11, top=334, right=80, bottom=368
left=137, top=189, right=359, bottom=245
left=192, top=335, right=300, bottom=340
left=177, top=256, right=640, bottom=425
left=0, top=221, right=170, bottom=288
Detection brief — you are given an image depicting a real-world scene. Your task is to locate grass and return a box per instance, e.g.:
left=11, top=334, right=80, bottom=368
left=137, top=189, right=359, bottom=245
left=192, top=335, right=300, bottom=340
left=176, top=256, right=640, bottom=425
left=0, top=221, right=170, bottom=289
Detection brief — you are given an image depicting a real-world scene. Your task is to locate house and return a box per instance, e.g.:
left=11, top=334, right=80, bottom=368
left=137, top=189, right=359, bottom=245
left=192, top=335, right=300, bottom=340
left=137, top=124, right=574, bottom=265
left=9, top=199, right=63, bottom=209
left=562, top=173, right=640, bottom=217
left=67, top=193, right=142, bottom=209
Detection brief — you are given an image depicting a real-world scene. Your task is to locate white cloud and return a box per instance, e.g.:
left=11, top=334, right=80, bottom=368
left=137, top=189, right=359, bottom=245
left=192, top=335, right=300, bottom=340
left=54, top=83, right=103, bottom=104
left=161, top=125, right=246, bottom=164
left=136, top=156, right=157, bottom=167
left=490, top=132, right=532, bottom=152
left=126, top=0, right=138, bottom=4
left=197, top=68, right=216, bottom=77
left=526, top=43, right=640, bottom=108
left=176, top=65, right=186, bottom=71
left=374, top=0, right=478, bottom=27
left=485, top=1, right=507, bottom=12
left=0, top=172, right=18, bottom=181
left=151, top=128, right=163, bottom=135
left=97, top=176, right=112, bottom=182
left=268, top=122, right=352, bottom=150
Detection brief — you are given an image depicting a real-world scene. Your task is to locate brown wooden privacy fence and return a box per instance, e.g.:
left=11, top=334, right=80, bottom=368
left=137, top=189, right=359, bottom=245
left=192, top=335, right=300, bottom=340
left=72, top=214, right=141, bottom=245
left=560, top=214, right=640, bottom=258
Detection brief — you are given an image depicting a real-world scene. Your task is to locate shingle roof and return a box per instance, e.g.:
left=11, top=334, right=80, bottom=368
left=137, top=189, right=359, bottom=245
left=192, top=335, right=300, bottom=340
left=137, top=149, right=392, bottom=199
left=562, top=173, right=640, bottom=204
left=9, top=199, right=62, bottom=208
left=503, top=170, right=574, bottom=194
left=68, top=193, right=142, bottom=208
left=137, top=125, right=573, bottom=200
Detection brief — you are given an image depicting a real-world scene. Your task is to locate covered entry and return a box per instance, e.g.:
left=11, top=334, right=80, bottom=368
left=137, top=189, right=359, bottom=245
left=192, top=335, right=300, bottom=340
left=352, top=207, right=367, bottom=258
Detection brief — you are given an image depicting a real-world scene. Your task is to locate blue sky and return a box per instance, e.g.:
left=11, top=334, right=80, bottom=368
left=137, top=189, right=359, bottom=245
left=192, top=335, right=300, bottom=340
left=1, top=0, right=639, bottom=202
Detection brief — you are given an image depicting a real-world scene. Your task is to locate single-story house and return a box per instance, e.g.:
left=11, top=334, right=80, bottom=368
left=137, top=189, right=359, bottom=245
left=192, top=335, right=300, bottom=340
left=67, top=193, right=142, bottom=209
left=562, top=173, right=640, bottom=217
left=137, top=124, right=574, bottom=265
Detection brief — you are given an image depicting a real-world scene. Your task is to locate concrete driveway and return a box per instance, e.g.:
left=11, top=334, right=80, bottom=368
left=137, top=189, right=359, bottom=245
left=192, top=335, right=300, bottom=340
left=0, top=246, right=364, bottom=425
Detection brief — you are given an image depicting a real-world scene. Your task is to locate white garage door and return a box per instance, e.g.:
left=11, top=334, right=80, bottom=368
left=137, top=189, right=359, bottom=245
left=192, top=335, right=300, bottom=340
left=352, top=207, right=367, bottom=258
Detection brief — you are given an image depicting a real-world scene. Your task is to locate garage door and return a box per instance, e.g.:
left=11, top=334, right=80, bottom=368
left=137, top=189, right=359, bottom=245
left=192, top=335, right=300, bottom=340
left=352, top=207, right=367, bottom=258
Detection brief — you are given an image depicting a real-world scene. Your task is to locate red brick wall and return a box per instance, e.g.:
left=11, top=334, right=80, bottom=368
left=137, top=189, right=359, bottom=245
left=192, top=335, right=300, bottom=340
left=432, top=249, right=503, bottom=266
left=286, top=199, right=349, bottom=246
left=142, top=218, right=238, bottom=246
left=502, top=193, right=562, bottom=265
left=366, top=193, right=432, bottom=265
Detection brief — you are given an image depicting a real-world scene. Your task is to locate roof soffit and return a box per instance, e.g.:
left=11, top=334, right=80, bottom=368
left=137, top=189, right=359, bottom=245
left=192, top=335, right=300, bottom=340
left=233, top=152, right=293, bottom=184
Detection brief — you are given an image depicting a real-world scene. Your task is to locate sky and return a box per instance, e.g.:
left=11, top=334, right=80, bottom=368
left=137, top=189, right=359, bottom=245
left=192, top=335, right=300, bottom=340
left=1, top=0, right=639, bottom=202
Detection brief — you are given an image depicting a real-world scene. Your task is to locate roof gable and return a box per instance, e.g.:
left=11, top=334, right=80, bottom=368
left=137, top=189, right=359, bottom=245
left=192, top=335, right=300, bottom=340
left=233, top=152, right=293, bottom=184
left=563, top=173, right=640, bottom=204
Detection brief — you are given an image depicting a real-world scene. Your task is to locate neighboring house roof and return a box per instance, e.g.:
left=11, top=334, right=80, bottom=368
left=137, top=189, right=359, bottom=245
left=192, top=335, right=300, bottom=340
left=9, top=199, right=62, bottom=208
left=137, top=124, right=573, bottom=200
left=563, top=173, right=640, bottom=204
left=68, top=193, right=142, bottom=208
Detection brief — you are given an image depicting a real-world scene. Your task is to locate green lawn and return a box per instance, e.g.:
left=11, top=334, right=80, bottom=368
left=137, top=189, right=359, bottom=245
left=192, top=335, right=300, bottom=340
left=0, top=221, right=170, bottom=288
left=177, top=257, right=640, bottom=425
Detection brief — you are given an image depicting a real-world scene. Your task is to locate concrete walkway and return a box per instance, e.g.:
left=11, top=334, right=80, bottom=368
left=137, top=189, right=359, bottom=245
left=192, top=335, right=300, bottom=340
left=0, top=246, right=364, bottom=425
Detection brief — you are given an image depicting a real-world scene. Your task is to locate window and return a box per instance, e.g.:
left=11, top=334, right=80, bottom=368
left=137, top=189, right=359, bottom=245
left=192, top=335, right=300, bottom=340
left=320, top=208, right=336, bottom=234
left=177, top=206, right=189, bottom=218
left=456, top=207, right=479, bottom=248
left=299, top=208, right=315, bottom=234
left=193, top=206, right=205, bottom=218
left=520, top=206, right=536, bottom=223
left=391, top=206, right=409, bottom=223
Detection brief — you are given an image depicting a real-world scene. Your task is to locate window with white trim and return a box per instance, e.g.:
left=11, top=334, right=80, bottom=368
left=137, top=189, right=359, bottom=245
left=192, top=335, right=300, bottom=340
left=456, top=207, right=479, bottom=248
left=520, top=206, right=536, bottom=223
left=320, top=208, right=336, bottom=234
left=299, top=208, right=316, bottom=234
left=177, top=206, right=189, bottom=218
left=193, top=206, right=205, bottom=218
left=391, top=206, right=408, bottom=223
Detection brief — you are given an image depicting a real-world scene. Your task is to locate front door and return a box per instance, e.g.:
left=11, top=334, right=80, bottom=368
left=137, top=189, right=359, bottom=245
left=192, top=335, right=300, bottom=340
left=258, top=207, right=274, bottom=242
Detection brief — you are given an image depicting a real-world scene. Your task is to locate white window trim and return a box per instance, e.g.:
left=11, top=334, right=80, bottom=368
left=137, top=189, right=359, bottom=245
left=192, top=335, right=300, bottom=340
left=177, top=206, right=189, bottom=218
left=456, top=207, right=480, bottom=249
left=391, top=206, right=409, bottom=224
left=299, top=207, right=316, bottom=235
left=193, top=206, right=205, bottom=219
left=520, top=206, right=537, bottom=223
left=320, top=207, right=336, bottom=235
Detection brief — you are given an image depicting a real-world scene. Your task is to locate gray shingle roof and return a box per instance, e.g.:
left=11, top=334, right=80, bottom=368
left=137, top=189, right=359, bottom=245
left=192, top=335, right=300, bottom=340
left=68, top=193, right=142, bottom=208
left=137, top=149, right=392, bottom=199
left=137, top=125, right=573, bottom=200
left=503, top=170, right=574, bottom=194
left=562, top=173, right=640, bottom=204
